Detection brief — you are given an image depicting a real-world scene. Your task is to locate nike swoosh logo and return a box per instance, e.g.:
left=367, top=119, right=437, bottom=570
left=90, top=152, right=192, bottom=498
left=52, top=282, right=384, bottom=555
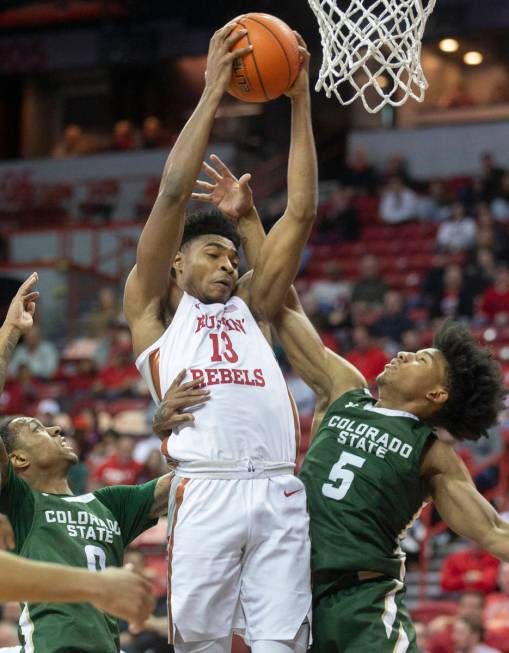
left=284, top=489, right=304, bottom=497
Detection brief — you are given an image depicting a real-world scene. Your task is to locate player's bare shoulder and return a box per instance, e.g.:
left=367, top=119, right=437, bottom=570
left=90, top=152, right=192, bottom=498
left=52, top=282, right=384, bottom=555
left=124, top=266, right=183, bottom=358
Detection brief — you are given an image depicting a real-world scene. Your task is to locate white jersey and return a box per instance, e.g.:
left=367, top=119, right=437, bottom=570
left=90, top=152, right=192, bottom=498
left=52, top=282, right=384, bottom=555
left=136, top=291, right=299, bottom=471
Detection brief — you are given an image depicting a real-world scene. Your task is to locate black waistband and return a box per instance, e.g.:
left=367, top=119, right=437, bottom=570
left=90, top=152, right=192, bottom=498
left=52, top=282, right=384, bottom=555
left=313, top=571, right=390, bottom=606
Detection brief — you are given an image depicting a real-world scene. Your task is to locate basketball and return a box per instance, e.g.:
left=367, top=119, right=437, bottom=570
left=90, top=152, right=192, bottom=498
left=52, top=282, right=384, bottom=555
left=227, top=13, right=301, bottom=103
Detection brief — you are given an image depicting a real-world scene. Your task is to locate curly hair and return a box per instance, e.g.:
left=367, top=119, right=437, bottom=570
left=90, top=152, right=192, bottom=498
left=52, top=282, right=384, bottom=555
left=181, top=211, right=240, bottom=250
left=430, top=321, right=506, bottom=441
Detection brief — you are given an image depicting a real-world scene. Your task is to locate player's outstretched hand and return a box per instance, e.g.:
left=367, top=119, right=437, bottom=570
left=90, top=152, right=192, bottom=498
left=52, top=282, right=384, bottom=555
left=205, top=22, right=253, bottom=97
left=285, top=32, right=311, bottom=99
left=0, top=514, right=15, bottom=550
left=4, top=272, right=39, bottom=335
left=192, top=154, right=253, bottom=221
left=152, top=369, right=210, bottom=440
left=92, top=566, right=155, bottom=630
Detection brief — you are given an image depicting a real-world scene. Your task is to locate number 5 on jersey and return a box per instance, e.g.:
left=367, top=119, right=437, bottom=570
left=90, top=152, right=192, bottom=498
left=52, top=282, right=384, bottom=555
left=322, top=451, right=366, bottom=501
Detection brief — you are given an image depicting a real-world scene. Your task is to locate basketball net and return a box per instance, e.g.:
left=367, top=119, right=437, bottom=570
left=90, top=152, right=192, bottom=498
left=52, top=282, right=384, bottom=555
left=308, top=0, right=436, bottom=113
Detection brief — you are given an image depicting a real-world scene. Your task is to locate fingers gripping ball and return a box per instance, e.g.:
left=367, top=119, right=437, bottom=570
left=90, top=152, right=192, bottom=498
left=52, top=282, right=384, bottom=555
left=228, top=13, right=300, bottom=103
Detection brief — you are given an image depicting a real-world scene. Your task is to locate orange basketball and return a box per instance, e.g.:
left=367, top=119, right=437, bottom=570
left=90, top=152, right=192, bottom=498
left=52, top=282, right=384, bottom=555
left=228, top=13, right=301, bottom=103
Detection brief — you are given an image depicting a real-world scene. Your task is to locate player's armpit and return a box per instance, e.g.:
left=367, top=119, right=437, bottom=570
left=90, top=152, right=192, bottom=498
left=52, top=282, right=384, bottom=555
left=149, top=472, right=175, bottom=519
left=424, top=440, right=509, bottom=561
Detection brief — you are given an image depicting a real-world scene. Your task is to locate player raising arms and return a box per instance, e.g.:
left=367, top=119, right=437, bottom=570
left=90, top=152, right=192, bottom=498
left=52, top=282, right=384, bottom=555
left=0, top=275, right=173, bottom=652
left=185, top=157, right=508, bottom=653
left=0, top=276, right=154, bottom=629
left=124, top=22, right=317, bottom=653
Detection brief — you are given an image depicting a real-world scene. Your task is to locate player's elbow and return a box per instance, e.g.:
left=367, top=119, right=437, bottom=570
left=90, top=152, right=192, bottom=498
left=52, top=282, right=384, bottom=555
left=286, top=194, right=318, bottom=225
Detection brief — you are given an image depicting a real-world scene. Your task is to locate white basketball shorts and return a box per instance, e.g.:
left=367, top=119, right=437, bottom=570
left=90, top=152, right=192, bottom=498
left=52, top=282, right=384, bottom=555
left=167, top=474, right=311, bottom=643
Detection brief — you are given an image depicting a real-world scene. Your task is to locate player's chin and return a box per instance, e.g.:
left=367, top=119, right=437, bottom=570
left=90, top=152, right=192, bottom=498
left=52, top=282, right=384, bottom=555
left=204, top=284, right=232, bottom=304
left=63, top=451, right=79, bottom=464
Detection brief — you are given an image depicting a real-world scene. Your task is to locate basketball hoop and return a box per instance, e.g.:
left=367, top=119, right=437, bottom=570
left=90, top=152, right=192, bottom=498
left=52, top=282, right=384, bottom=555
left=308, top=0, right=437, bottom=113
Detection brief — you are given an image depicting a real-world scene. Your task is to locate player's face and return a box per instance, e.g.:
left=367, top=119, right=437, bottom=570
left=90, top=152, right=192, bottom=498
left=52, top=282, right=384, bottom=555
left=10, top=417, right=79, bottom=469
left=376, top=348, right=449, bottom=404
left=175, top=235, right=240, bottom=304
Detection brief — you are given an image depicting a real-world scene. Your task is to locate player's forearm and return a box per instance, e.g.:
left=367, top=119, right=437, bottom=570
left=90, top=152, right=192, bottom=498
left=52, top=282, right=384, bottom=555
left=136, top=87, right=224, bottom=269
left=0, top=552, right=103, bottom=603
left=0, top=323, right=21, bottom=394
left=286, top=92, right=318, bottom=223
left=238, top=206, right=267, bottom=269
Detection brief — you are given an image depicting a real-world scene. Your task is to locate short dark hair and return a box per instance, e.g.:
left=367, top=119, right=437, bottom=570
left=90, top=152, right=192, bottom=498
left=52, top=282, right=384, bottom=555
left=0, top=416, right=20, bottom=454
left=181, top=211, right=240, bottom=250
left=431, top=321, right=506, bottom=441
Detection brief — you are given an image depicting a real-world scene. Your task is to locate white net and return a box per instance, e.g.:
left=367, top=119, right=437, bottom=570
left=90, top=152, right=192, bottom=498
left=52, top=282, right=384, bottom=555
left=308, top=0, right=437, bottom=113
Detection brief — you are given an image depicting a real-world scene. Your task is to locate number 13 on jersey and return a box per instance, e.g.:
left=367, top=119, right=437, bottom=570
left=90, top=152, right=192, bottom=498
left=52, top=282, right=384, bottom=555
left=322, top=451, right=366, bottom=501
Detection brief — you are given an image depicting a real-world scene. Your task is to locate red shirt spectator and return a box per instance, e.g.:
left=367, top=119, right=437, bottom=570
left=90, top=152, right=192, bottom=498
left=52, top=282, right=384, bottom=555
left=484, top=563, right=509, bottom=653
left=479, top=266, right=509, bottom=321
left=441, top=544, right=500, bottom=595
left=346, top=326, right=388, bottom=384
left=92, top=436, right=142, bottom=487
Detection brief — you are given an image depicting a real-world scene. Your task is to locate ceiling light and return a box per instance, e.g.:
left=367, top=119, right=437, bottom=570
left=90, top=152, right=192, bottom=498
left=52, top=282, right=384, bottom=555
left=439, top=38, right=459, bottom=53
left=463, top=51, right=483, bottom=65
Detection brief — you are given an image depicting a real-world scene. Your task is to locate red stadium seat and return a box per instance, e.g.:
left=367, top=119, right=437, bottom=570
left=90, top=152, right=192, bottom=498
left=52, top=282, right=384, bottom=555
left=411, top=600, right=458, bottom=624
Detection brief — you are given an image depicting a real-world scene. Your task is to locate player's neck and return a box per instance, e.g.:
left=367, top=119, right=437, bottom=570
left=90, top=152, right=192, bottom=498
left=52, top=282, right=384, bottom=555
left=24, top=470, right=73, bottom=495
left=376, top=388, right=423, bottom=419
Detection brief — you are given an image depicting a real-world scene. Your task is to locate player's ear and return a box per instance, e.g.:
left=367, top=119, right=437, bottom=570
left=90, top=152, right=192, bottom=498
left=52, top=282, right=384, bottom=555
left=9, top=450, right=30, bottom=471
left=173, top=250, right=184, bottom=275
left=426, top=386, right=448, bottom=407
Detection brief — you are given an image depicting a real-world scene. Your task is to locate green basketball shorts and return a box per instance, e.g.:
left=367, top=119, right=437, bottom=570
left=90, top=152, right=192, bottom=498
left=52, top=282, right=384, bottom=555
left=311, top=577, right=417, bottom=653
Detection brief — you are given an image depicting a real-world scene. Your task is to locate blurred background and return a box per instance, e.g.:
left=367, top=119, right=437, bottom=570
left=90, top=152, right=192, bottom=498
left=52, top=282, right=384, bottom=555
left=1, top=1, right=509, bottom=652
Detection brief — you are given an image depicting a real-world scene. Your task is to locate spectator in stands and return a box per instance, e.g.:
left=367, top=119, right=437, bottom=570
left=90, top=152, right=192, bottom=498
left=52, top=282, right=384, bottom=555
left=141, top=116, right=166, bottom=149
left=382, top=153, right=411, bottom=185
left=341, top=146, right=378, bottom=193
left=478, top=153, right=505, bottom=203
left=51, top=124, right=88, bottom=159
left=453, top=616, right=501, bottom=653
left=93, top=343, right=140, bottom=399
left=465, top=248, right=497, bottom=298
left=0, top=363, right=40, bottom=415
left=345, top=325, right=388, bottom=385
left=479, top=265, right=509, bottom=323
left=85, top=286, right=121, bottom=338
left=35, top=398, right=60, bottom=427
left=111, top=120, right=138, bottom=152
left=351, top=254, right=387, bottom=309
left=94, top=318, right=133, bottom=368
left=91, top=434, right=142, bottom=488
left=401, top=329, right=422, bottom=352
left=371, top=289, right=415, bottom=347
left=379, top=175, right=419, bottom=224
left=315, top=185, right=360, bottom=243
left=417, top=179, right=452, bottom=223
left=307, top=260, right=351, bottom=315
left=9, top=324, right=58, bottom=379
left=0, top=621, right=18, bottom=647
left=440, top=542, right=500, bottom=595
left=439, top=81, right=475, bottom=110
left=430, top=263, right=475, bottom=320
left=415, top=620, right=430, bottom=653
left=436, top=202, right=477, bottom=253
left=491, top=173, right=509, bottom=223
left=484, top=562, right=509, bottom=653
left=137, top=449, right=166, bottom=484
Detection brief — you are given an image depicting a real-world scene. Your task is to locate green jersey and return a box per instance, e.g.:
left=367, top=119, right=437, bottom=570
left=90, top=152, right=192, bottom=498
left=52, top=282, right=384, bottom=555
left=299, top=388, right=435, bottom=585
left=0, top=463, right=158, bottom=653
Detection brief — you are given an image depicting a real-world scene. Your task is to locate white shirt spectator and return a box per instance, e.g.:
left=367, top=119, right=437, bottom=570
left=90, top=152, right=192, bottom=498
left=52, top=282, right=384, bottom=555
left=436, top=217, right=477, bottom=252
left=380, top=177, right=418, bottom=224
left=9, top=326, right=58, bottom=379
